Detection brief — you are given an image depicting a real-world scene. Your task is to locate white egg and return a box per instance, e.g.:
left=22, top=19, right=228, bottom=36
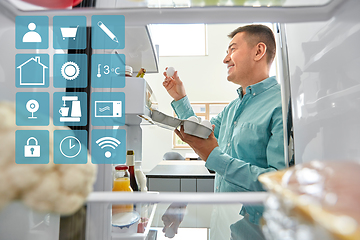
left=187, top=116, right=200, bottom=123
left=201, top=120, right=212, bottom=129
left=166, top=67, right=176, bottom=77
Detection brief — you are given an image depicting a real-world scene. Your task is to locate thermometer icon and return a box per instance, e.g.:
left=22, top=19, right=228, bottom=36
left=97, top=21, right=118, bottom=43
left=97, top=64, right=101, bottom=78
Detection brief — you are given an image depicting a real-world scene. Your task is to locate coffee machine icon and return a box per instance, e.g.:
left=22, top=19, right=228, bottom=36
left=59, top=96, right=81, bottom=122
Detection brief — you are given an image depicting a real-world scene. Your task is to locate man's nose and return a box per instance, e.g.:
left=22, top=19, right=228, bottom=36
left=223, top=54, right=230, bottom=64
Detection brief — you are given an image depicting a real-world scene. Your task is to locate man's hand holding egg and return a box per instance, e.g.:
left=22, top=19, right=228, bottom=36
left=166, top=67, right=176, bottom=77
left=162, top=67, right=187, bottom=101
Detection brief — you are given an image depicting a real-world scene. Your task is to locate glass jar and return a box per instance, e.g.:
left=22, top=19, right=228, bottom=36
left=125, top=65, right=133, bottom=77
left=112, top=165, right=133, bottom=213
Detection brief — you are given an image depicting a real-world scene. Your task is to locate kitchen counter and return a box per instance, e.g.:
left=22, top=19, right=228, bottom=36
left=146, top=160, right=215, bottom=192
left=146, top=160, right=215, bottom=178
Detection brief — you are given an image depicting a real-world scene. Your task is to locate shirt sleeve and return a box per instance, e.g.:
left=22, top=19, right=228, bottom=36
left=171, top=96, right=196, bottom=120
left=205, top=107, right=285, bottom=192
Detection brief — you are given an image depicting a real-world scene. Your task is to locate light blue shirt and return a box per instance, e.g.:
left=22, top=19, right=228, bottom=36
left=171, top=76, right=285, bottom=224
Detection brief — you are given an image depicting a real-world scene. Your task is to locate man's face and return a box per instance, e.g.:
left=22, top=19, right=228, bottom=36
left=223, top=32, right=253, bottom=85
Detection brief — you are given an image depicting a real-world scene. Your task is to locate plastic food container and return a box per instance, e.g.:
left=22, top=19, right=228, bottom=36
left=112, top=211, right=140, bottom=234
left=259, top=162, right=360, bottom=240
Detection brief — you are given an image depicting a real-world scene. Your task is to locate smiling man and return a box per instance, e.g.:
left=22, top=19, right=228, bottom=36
left=162, top=24, right=285, bottom=234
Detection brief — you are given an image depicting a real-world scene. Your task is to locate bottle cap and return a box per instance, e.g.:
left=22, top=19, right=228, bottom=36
left=115, top=165, right=129, bottom=171
left=126, top=150, right=135, bottom=166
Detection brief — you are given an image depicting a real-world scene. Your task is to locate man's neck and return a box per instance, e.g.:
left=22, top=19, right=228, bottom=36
left=241, top=74, right=269, bottom=95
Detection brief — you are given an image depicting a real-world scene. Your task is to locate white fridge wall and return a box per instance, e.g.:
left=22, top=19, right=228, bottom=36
left=286, top=0, right=360, bottom=163
left=0, top=13, right=17, bottom=101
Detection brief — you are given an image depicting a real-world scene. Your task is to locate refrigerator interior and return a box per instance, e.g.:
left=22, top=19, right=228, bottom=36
left=0, top=0, right=360, bottom=239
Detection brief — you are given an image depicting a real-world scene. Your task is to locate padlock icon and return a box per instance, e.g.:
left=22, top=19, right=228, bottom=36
left=24, top=137, right=40, bottom=157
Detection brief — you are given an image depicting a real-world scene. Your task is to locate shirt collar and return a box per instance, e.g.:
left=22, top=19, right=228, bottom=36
left=237, top=76, right=277, bottom=99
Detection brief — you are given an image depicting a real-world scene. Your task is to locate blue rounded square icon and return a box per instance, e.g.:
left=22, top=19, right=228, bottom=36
left=91, top=129, right=126, bottom=164
left=91, top=54, right=125, bottom=88
left=53, top=16, right=86, bottom=49
left=91, top=92, right=125, bottom=126
left=16, top=92, right=49, bottom=126
left=91, top=15, right=125, bottom=50
left=16, top=54, right=49, bottom=88
left=54, top=130, right=88, bottom=164
left=53, top=54, right=87, bottom=88
left=16, top=130, right=49, bottom=164
left=53, top=92, right=87, bottom=126
left=16, top=16, right=49, bottom=49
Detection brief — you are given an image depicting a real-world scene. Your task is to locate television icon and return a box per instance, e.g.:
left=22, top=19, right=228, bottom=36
left=95, top=101, right=122, bottom=118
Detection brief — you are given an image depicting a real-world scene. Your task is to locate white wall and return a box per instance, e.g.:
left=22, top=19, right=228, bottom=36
left=141, top=24, right=242, bottom=172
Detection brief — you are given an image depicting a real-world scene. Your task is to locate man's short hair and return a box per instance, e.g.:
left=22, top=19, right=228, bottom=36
left=228, top=24, right=276, bottom=65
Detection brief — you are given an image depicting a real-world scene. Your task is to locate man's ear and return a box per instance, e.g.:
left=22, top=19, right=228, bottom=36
left=254, top=42, right=267, bottom=62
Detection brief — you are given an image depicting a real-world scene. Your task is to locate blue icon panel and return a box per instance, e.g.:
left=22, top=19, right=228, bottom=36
left=53, top=16, right=87, bottom=49
left=54, top=130, right=88, bottom=164
left=91, top=15, right=125, bottom=50
left=16, top=16, right=49, bottom=49
left=91, top=129, right=126, bottom=164
left=53, top=54, right=88, bottom=88
left=53, top=92, right=87, bottom=126
left=14, top=15, right=129, bottom=165
left=91, top=92, right=125, bottom=126
left=16, top=54, right=49, bottom=88
left=91, top=54, right=125, bottom=88
left=16, top=92, right=49, bottom=126
left=16, top=130, right=49, bottom=164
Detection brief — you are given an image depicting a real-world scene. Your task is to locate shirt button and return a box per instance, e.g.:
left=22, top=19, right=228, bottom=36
left=227, top=143, right=230, bottom=147
left=253, top=93, right=256, bottom=96
left=216, top=187, right=219, bottom=190
left=234, top=121, right=237, bottom=125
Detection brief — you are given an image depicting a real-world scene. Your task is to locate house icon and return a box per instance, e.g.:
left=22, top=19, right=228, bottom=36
left=17, top=56, right=48, bottom=86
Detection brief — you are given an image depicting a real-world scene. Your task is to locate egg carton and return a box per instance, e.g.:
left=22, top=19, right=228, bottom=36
left=150, top=109, right=212, bottom=139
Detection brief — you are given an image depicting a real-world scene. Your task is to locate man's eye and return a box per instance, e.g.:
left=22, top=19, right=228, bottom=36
left=231, top=48, right=235, bottom=52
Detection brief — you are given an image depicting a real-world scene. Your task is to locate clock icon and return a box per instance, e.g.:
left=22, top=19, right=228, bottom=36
left=59, top=136, right=81, bottom=158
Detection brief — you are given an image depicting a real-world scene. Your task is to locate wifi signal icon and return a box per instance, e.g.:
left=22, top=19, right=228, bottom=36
left=95, top=137, right=121, bottom=158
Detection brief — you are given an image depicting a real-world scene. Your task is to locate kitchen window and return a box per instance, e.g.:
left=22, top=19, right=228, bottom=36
left=148, top=24, right=207, bottom=56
